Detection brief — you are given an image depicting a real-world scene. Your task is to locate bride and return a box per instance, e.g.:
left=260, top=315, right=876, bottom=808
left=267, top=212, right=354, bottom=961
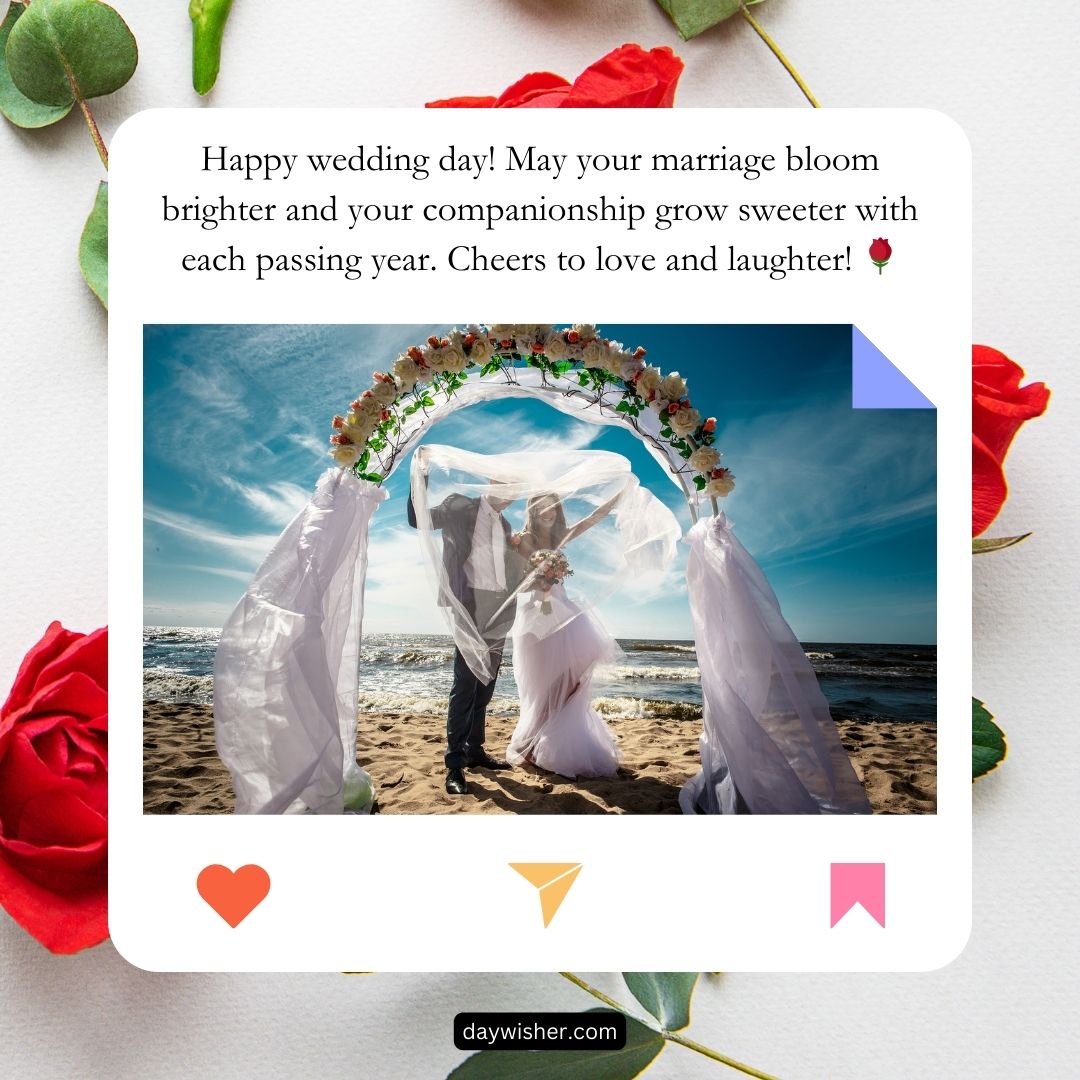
left=504, top=491, right=625, bottom=779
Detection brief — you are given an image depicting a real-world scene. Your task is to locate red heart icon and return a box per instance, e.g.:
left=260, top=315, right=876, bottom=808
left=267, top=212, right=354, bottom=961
left=197, top=864, right=271, bottom=927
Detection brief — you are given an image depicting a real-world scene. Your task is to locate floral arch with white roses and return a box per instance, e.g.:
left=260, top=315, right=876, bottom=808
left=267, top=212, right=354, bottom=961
left=213, top=323, right=872, bottom=819
left=325, top=323, right=735, bottom=520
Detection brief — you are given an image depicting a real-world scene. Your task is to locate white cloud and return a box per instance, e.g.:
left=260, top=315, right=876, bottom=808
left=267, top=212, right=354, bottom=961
left=143, top=505, right=279, bottom=566
left=219, top=477, right=310, bottom=525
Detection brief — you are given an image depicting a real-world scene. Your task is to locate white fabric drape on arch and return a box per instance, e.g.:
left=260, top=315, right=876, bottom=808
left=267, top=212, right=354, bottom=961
left=214, top=468, right=386, bottom=814
left=679, top=515, right=872, bottom=815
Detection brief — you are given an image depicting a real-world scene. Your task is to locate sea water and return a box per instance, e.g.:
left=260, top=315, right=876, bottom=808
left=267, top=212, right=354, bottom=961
left=143, top=628, right=936, bottom=725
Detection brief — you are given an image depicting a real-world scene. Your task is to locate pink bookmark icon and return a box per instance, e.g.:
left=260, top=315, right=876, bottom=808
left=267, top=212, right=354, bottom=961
left=830, top=863, right=886, bottom=928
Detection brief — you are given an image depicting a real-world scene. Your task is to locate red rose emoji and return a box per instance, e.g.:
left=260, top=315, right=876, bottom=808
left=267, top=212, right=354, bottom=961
left=869, top=238, right=892, bottom=274
left=972, top=346, right=1049, bottom=536
left=0, top=623, right=108, bottom=953
left=427, top=44, right=683, bottom=109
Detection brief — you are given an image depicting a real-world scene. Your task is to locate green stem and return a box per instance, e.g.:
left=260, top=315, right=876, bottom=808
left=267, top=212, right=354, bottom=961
left=665, top=1030, right=782, bottom=1080
left=740, top=5, right=821, bottom=108
left=558, top=971, right=627, bottom=1012
left=78, top=97, right=109, bottom=170
left=558, top=973, right=778, bottom=1079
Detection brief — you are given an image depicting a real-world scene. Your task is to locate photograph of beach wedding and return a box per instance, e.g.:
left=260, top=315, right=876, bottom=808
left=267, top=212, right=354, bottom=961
left=143, top=323, right=937, bottom=816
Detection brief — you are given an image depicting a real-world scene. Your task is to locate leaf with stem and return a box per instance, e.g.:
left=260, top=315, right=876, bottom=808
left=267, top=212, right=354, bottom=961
left=78, top=179, right=108, bottom=306
left=623, top=973, right=698, bottom=1032
left=6, top=0, right=137, bottom=168
left=0, top=2, right=72, bottom=127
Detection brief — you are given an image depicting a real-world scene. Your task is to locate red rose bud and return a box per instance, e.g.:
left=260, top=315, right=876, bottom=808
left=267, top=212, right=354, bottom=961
left=408, top=346, right=424, bottom=362
left=869, top=237, right=892, bottom=274
left=703, top=417, right=717, bottom=433
left=362, top=390, right=374, bottom=399
left=567, top=330, right=580, bottom=344
left=332, top=415, right=345, bottom=429
left=668, top=402, right=680, bottom=414
left=428, top=336, right=440, bottom=347
left=380, top=410, right=390, bottom=421
left=634, top=346, right=646, bottom=358
left=331, top=433, right=353, bottom=445
left=464, top=333, right=475, bottom=346
left=501, top=339, right=512, bottom=348
left=440, top=337, right=450, bottom=347
left=350, top=399, right=363, bottom=411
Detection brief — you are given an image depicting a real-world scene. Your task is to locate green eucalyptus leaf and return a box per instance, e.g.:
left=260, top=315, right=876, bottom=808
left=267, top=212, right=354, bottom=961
left=622, top=973, right=698, bottom=1031
left=7, top=0, right=137, bottom=108
left=1, top=2, right=72, bottom=126
left=972, top=533, right=1031, bottom=555
left=190, top=0, right=234, bottom=95
left=655, top=0, right=765, bottom=41
left=972, top=698, right=1007, bottom=780
left=79, top=179, right=108, bottom=306
left=448, top=1011, right=665, bottom=1079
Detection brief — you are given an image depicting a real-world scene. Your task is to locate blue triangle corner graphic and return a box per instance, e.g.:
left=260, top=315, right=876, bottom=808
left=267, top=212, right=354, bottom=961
left=851, top=326, right=935, bottom=409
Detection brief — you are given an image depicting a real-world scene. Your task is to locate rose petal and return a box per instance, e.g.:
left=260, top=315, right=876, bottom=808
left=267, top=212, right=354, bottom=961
left=973, top=434, right=1008, bottom=536
left=0, top=850, right=107, bottom=954
left=0, top=622, right=81, bottom=716
left=14, top=669, right=107, bottom=723
left=510, top=86, right=572, bottom=108
left=5, top=788, right=106, bottom=852
left=0, top=732, right=70, bottom=823
left=494, top=71, right=570, bottom=108
left=425, top=95, right=497, bottom=109
left=37, top=626, right=107, bottom=695
left=562, top=44, right=684, bottom=109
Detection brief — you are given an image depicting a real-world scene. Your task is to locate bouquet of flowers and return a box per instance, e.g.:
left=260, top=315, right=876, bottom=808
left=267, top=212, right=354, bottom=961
left=529, top=549, right=573, bottom=614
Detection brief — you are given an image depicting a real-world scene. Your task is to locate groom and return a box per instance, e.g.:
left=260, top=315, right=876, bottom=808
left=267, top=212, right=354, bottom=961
left=407, top=479, right=526, bottom=795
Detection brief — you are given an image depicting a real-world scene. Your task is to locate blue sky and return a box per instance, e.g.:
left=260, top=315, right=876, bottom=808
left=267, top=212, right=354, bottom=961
left=143, top=323, right=937, bottom=643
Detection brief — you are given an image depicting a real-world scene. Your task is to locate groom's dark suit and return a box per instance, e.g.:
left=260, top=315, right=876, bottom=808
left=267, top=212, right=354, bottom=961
left=407, top=488, right=525, bottom=769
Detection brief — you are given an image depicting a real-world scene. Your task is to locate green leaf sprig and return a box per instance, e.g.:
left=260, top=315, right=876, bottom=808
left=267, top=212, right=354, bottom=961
left=450, top=972, right=778, bottom=1079
left=1, top=0, right=138, bottom=306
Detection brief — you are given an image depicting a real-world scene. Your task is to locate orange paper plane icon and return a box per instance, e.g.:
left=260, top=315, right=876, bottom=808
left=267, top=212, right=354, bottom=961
left=510, top=862, right=582, bottom=927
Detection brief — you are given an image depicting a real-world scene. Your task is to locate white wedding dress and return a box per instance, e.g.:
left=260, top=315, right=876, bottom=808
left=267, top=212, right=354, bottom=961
left=506, top=583, right=622, bottom=778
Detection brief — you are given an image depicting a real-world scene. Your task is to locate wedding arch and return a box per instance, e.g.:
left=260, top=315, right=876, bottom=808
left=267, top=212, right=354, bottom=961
left=213, top=325, right=870, bottom=817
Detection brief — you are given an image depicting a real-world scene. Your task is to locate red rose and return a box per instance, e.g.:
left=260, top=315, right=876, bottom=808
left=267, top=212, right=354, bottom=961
left=0, top=623, right=107, bottom=953
left=972, top=345, right=1049, bottom=536
left=427, top=44, right=683, bottom=109
left=869, top=238, right=892, bottom=274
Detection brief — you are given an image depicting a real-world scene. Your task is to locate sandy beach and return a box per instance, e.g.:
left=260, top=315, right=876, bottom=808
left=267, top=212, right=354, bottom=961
left=143, top=702, right=936, bottom=815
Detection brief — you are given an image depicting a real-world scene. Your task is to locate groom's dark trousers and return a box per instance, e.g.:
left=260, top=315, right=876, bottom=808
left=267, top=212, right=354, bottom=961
left=447, top=618, right=504, bottom=770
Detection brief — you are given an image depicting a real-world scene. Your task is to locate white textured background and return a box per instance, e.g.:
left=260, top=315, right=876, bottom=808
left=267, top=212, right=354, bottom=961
left=1, top=2, right=1076, bottom=1076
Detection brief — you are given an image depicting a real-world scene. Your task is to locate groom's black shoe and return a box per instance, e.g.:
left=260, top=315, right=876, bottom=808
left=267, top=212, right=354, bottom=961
left=445, top=768, right=468, bottom=795
left=466, top=752, right=511, bottom=771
